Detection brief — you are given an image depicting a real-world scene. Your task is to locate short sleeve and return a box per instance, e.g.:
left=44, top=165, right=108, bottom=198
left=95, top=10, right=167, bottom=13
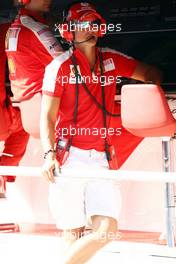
left=42, top=59, right=64, bottom=98
left=20, top=15, right=63, bottom=65
left=102, top=48, right=138, bottom=78
left=31, top=30, right=63, bottom=66
left=113, top=50, right=138, bottom=78
left=42, top=50, right=72, bottom=98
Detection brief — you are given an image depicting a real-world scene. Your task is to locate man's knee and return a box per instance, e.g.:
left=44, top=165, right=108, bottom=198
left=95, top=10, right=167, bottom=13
left=91, top=215, right=118, bottom=243
left=62, top=227, right=85, bottom=242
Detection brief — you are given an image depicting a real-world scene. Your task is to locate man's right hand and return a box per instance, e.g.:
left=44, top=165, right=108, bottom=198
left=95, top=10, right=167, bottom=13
left=42, top=158, right=60, bottom=183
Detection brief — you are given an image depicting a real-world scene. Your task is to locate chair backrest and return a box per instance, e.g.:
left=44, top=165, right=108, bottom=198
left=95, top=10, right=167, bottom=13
left=121, top=84, right=176, bottom=137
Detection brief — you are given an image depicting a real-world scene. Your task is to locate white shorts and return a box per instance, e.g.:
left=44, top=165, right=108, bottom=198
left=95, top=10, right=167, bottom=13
left=49, top=147, right=121, bottom=230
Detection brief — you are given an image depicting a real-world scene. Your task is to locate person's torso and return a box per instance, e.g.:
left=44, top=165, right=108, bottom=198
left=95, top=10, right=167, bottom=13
left=56, top=48, right=118, bottom=151
left=5, top=9, right=62, bottom=101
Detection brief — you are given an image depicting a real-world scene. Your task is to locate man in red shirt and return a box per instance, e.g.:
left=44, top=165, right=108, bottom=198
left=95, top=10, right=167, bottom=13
left=0, top=12, right=30, bottom=198
left=40, top=2, right=162, bottom=263
left=5, top=0, right=63, bottom=137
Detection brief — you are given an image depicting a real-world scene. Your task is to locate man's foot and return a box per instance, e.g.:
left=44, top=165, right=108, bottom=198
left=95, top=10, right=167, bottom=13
left=0, top=176, right=6, bottom=198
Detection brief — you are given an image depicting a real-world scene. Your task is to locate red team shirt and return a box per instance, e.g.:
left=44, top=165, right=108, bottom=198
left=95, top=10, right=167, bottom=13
left=0, top=22, right=29, bottom=178
left=0, top=23, right=10, bottom=105
left=5, top=8, right=62, bottom=101
left=43, top=47, right=139, bottom=151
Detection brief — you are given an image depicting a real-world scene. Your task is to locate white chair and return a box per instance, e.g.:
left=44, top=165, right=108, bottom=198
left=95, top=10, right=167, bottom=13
left=121, top=84, right=176, bottom=247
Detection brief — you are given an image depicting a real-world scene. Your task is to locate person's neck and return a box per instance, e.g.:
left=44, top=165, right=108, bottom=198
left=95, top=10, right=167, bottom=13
left=25, top=7, right=44, bottom=17
left=76, top=45, right=96, bottom=70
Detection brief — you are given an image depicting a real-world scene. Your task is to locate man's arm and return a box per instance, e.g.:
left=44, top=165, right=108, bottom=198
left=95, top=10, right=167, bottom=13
left=110, top=49, right=163, bottom=85
left=131, top=61, right=163, bottom=85
left=40, top=94, right=60, bottom=182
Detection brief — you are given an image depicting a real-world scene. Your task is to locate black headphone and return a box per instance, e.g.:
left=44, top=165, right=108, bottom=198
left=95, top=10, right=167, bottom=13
left=59, top=1, right=105, bottom=43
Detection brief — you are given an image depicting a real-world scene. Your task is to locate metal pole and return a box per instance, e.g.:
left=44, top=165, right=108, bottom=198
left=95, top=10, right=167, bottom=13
left=1, top=166, right=176, bottom=182
left=162, top=137, right=175, bottom=247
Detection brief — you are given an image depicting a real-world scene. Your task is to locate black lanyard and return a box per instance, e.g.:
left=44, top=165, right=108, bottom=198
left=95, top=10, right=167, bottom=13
left=71, top=50, right=120, bottom=160
left=71, top=52, right=120, bottom=117
left=99, top=51, right=111, bottom=161
left=65, top=55, right=79, bottom=151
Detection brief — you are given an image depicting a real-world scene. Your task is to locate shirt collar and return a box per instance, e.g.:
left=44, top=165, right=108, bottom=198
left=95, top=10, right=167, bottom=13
left=73, top=47, right=102, bottom=75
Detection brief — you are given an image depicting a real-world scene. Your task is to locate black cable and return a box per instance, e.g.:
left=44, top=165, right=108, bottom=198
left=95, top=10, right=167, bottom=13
left=71, top=54, right=120, bottom=117
left=66, top=56, right=79, bottom=150
left=99, top=51, right=111, bottom=161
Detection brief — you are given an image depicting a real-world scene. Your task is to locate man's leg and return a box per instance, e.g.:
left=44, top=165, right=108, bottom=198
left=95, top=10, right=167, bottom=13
left=0, top=175, right=6, bottom=198
left=59, top=227, right=85, bottom=256
left=48, top=176, right=87, bottom=258
left=63, top=216, right=117, bottom=264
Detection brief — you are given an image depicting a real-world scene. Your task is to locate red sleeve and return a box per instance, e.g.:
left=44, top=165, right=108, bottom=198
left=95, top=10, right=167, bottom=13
left=42, top=51, right=73, bottom=98
left=112, top=50, right=138, bottom=78
left=30, top=28, right=62, bottom=67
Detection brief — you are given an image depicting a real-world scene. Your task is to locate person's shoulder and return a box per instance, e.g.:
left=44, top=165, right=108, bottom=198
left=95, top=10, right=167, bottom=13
left=46, top=49, right=73, bottom=73
left=19, top=15, right=63, bottom=56
left=19, top=15, right=48, bottom=34
left=100, top=47, right=134, bottom=59
left=8, top=15, right=35, bottom=36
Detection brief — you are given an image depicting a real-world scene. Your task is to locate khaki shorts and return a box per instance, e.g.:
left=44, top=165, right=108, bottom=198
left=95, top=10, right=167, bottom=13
left=49, top=147, right=121, bottom=229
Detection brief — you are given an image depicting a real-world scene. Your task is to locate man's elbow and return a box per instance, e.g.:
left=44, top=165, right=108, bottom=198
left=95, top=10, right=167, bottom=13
left=132, top=62, right=163, bottom=85
left=40, top=113, right=56, bottom=131
left=144, top=65, right=163, bottom=85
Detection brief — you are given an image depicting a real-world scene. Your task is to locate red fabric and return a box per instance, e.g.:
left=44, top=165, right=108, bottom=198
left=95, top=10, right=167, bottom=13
left=43, top=47, right=138, bottom=152
left=0, top=106, right=30, bottom=181
left=0, top=22, right=29, bottom=181
left=0, top=23, right=10, bottom=105
left=0, top=102, right=13, bottom=140
left=0, top=23, right=12, bottom=139
left=109, top=102, right=143, bottom=168
left=5, top=8, right=62, bottom=101
left=67, top=2, right=104, bottom=24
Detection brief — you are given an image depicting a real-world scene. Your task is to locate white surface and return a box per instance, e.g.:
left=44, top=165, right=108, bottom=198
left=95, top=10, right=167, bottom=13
left=0, top=233, right=175, bottom=264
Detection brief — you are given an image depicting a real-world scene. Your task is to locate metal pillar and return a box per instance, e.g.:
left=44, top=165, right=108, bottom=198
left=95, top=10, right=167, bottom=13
left=162, top=137, right=176, bottom=247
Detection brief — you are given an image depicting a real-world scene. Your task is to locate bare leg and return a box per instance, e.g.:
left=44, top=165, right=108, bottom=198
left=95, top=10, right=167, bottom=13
left=62, top=216, right=118, bottom=264
left=59, top=227, right=85, bottom=257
